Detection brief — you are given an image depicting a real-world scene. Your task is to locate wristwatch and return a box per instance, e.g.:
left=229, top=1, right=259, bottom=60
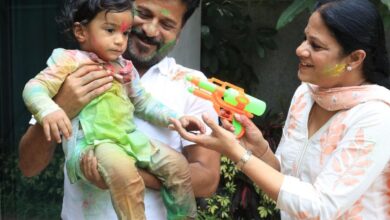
left=235, top=149, right=252, bottom=171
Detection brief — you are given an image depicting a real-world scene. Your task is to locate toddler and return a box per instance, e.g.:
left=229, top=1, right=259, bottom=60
left=22, top=0, right=200, bottom=219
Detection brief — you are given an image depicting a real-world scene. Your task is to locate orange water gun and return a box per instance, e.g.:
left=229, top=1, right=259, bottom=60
left=186, top=75, right=266, bottom=138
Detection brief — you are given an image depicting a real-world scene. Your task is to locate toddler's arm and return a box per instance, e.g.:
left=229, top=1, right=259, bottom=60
left=126, top=68, right=179, bottom=127
left=22, top=49, right=81, bottom=142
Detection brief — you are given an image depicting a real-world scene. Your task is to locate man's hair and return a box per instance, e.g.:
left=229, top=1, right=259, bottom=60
left=181, top=0, right=200, bottom=26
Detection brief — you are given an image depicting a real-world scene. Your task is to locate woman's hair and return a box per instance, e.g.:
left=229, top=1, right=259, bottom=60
left=315, top=0, right=390, bottom=89
left=57, top=0, right=133, bottom=41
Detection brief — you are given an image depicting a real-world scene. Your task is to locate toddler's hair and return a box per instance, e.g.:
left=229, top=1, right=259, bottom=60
left=57, top=0, right=133, bottom=42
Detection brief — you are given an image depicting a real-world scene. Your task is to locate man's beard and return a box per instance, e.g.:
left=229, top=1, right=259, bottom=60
left=123, top=27, right=176, bottom=69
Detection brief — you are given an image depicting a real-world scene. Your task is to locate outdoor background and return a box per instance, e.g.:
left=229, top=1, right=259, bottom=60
left=1, top=0, right=389, bottom=219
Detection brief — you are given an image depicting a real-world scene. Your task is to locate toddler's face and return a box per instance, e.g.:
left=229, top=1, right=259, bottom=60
left=78, top=10, right=133, bottom=61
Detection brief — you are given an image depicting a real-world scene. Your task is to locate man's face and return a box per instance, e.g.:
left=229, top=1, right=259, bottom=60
left=123, top=0, right=187, bottom=69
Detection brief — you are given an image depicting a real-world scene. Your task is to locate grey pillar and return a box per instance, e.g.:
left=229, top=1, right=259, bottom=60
left=168, top=6, right=201, bottom=70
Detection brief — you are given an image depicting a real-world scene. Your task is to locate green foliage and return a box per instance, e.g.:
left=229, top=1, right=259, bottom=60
left=197, top=112, right=285, bottom=220
left=0, top=147, right=64, bottom=219
left=201, top=0, right=277, bottom=93
left=378, top=0, right=390, bottom=28
left=276, top=0, right=390, bottom=30
left=381, top=0, right=390, bottom=9
left=276, top=0, right=316, bottom=30
left=200, top=1, right=287, bottom=218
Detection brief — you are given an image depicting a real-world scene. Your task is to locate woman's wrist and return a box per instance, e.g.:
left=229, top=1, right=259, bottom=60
left=235, top=149, right=252, bottom=171
left=252, top=140, right=270, bottom=159
left=227, top=142, right=247, bottom=164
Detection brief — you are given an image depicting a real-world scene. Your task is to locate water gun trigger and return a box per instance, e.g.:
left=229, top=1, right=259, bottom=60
left=232, top=117, right=245, bottom=138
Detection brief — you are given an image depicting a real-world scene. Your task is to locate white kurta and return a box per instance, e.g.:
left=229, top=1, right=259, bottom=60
left=276, top=83, right=390, bottom=219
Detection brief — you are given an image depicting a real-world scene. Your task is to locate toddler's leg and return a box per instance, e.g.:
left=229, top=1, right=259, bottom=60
left=148, top=140, right=196, bottom=220
left=95, top=142, right=146, bottom=220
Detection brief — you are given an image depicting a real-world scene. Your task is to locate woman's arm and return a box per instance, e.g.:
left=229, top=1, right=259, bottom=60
left=172, top=104, right=390, bottom=219
left=224, top=114, right=281, bottom=171
left=170, top=114, right=284, bottom=200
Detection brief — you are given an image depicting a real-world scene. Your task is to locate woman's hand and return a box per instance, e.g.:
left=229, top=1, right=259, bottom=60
left=170, top=113, right=270, bottom=159
left=228, top=114, right=270, bottom=158
left=170, top=114, right=239, bottom=156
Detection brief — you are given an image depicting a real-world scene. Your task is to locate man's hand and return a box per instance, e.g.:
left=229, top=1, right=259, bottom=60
left=80, top=149, right=108, bottom=190
left=41, top=109, right=72, bottom=143
left=54, top=64, right=113, bottom=119
left=80, top=149, right=162, bottom=190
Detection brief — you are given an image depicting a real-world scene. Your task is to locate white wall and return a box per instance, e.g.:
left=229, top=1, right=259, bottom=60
left=168, top=7, right=201, bottom=70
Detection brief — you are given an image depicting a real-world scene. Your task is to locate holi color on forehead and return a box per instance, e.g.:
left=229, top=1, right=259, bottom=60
left=323, top=63, right=346, bottom=77
left=160, top=8, right=171, bottom=16
left=120, top=21, right=130, bottom=32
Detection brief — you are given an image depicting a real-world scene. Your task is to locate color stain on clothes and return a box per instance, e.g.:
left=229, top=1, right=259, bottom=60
left=171, top=69, right=188, bottom=81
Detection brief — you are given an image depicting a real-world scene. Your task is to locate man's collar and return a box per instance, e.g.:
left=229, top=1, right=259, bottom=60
left=146, top=57, right=176, bottom=76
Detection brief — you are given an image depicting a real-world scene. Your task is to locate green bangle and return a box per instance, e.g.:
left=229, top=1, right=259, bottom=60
left=236, top=149, right=252, bottom=171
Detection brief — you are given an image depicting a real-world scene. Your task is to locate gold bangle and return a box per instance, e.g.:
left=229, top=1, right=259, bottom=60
left=236, top=149, right=252, bottom=171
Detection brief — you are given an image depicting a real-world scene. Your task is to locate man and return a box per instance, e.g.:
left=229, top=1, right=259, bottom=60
left=18, top=0, right=220, bottom=219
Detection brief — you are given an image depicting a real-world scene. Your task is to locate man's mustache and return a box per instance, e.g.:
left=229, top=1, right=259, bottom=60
left=131, top=27, right=162, bottom=48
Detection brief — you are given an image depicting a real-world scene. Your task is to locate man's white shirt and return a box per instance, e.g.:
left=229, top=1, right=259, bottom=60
left=61, top=57, right=218, bottom=220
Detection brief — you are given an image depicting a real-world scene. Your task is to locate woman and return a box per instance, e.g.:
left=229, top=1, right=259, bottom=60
left=170, top=0, right=390, bottom=219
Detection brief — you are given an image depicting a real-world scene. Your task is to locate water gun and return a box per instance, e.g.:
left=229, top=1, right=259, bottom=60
left=186, top=75, right=266, bottom=138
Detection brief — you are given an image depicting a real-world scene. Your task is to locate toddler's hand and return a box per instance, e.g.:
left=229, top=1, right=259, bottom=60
left=171, top=115, right=206, bottom=134
left=41, top=109, right=72, bottom=143
left=113, top=73, right=132, bottom=84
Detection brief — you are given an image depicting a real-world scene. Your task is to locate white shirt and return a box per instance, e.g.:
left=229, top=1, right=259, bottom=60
left=61, top=57, right=218, bottom=220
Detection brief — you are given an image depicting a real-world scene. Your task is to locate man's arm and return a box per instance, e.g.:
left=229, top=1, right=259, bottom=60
left=139, top=143, right=220, bottom=197
left=183, top=144, right=220, bottom=197
left=19, top=65, right=112, bottom=176
left=19, top=124, right=57, bottom=177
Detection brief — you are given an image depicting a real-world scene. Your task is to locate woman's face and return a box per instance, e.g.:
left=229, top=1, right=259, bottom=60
left=296, top=12, right=350, bottom=88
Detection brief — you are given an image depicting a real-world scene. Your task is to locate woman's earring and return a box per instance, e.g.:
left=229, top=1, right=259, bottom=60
left=346, top=65, right=352, bottom=72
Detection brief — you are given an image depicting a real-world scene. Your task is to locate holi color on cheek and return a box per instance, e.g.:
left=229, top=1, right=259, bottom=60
left=323, top=63, right=346, bottom=77
left=158, top=39, right=176, bottom=54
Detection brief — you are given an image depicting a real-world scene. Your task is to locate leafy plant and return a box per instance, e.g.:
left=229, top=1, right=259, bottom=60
left=199, top=1, right=287, bottom=218
left=276, top=0, right=390, bottom=30
left=201, top=0, right=277, bottom=93
left=1, top=147, right=64, bottom=219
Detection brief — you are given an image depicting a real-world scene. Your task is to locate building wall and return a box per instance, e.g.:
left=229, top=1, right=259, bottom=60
left=169, top=7, right=201, bottom=70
